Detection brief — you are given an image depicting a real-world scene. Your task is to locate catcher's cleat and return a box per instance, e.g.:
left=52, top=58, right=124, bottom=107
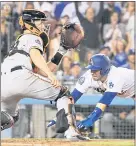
left=65, top=135, right=91, bottom=141
left=64, top=125, right=90, bottom=141
left=76, top=135, right=91, bottom=141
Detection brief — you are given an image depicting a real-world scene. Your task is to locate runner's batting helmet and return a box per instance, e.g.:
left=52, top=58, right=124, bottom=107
left=86, top=54, right=111, bottom=76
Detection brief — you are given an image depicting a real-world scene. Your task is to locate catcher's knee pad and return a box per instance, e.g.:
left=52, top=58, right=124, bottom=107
left=1, top=111, right=14, bottom=131
left=55, top=86, right=71, bottom=102
left=56, top=108, right=69, bottom=133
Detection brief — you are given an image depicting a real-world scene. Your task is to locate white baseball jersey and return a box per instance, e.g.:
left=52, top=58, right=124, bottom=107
left=1, top=34, right=43, bottom=72
left=1, top=32, right=74, bottom=136
left=1, top=34, right=61, bottom=116
left=75, top=66, right=134, bottom=98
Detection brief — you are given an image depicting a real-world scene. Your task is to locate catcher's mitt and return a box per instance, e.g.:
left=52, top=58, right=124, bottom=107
left=60, top=23, right=84, bottom=50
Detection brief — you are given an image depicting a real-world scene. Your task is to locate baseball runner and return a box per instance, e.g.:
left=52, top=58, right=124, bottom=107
left=1, top=9, right=86, bottom=140
left=48, top=54, right=135, bottom=134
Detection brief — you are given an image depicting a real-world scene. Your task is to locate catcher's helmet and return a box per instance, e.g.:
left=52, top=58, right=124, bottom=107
left=19, top=9, right=50, bottom=47
left=86, top=54, right=111, bottom=76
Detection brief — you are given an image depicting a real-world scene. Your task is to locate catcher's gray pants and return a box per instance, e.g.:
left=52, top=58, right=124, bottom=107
left=1, top=67, right=62, bottom=117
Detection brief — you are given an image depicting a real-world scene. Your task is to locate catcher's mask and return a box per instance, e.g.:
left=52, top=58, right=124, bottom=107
left=19, top=9, right=50, bottom=48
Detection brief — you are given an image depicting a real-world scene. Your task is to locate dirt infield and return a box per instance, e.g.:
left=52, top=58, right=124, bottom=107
left=1, top=139, right=134, bottom=146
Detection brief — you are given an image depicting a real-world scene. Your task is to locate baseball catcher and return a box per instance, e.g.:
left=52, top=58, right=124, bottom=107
left=1, top=9, right=86, bottom=140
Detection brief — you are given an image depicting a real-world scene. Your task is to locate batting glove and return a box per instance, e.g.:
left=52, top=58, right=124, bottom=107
left=77, top=107, right=102, bottom=130
left=77, top=117, right=93, bottom=130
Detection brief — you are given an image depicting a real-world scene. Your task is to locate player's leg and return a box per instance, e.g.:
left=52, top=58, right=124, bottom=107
left=24, top=71, right=89, bottom=140
left=56, top=98, right=74, bottom=132
left=23, top=71, right=83, bottom=138
left=25, top=76, right=75, bottom=132
left=1, top=73, right=20, bottom=131
left=1, top=67, right=59, bottom=131
left=54, top=87, right=88, bottom=140
left=56, top=96, right=77, bottom=132
left=1, top=111, right=20, bottom=131
left=1, top=69, right=84, bottom=138
left=1, top=111, right=14, bottom=131
left=1, top=100, right=20, bottom=131
left=55, top=94, right=89, bottom=140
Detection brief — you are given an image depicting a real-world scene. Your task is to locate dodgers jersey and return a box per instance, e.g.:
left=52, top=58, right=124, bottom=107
left=75, top=66, right=134, bottom=98
left=2, top=34, right=43, bottom=72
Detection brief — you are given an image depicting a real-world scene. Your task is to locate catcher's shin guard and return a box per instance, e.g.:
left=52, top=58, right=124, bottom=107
left=55, top=104, right=77, bottom=133
left=55, top=93, right=76, bottom=133
left=1, top=111, right=14, bottom=131
left=56, top=108, right=69, bottom=133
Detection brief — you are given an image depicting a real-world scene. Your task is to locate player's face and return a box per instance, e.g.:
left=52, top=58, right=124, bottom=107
left=34, top=20, right=48, bottom=32
left=91, top=70, right=101, bottom=81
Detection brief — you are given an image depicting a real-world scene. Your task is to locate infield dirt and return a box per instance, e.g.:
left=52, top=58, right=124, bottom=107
left=1, top=139, right=134, bottom=146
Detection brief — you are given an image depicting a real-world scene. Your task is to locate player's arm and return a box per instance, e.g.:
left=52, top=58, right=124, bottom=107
left=70, top=88, right=83, bottom=103
left=77, top=92, right=117, bottom=130
left=30, top=48, right=53, bottom=77
left=32, top=34, right=64, bottom=74
left=47, top=45, right=67, bottom=72
left=30, top=34, right=64, bottom=75
left=47, top=23, right=84, bottom=73
left=30, top=48, right=60, bottom=87
left=26, top=35, right=55, bottom=78
left=46, top=28, right=66, bottom=72
left=32, top=39, right=65, bottom=74
left=70, top=72, right=91, bottom=103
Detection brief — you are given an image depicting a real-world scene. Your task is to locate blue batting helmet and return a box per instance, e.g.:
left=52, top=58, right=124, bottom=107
left=86, top=54, right=111, bottom=76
